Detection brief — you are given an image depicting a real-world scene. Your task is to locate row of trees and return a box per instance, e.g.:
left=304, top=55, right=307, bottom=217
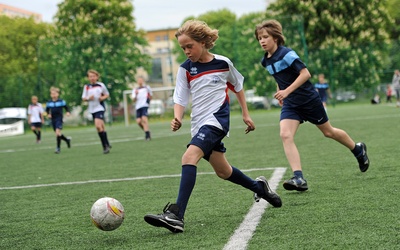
left=1, top=0, right=399, bottom=109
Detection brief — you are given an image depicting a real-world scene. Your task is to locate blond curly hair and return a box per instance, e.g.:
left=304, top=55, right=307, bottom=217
left=175, top=20, right=219, bottom=50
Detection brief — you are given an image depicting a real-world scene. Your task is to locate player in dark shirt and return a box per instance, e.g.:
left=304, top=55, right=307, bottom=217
left=46, top=87, right=71, bottom=154
left=255, top=20, right=369, bottom=191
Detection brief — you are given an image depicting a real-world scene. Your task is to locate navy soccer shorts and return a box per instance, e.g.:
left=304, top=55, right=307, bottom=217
left=30, top=122, right=42, bottom=128
left=136, top=107, right=149, bottom=118
left=281, top=100, right=329, bottom=125
left=51, top=118, right=63, bottom=131
left=92, top=111, right=105, bottom=120
left=188, top=125, right=227, bottom=161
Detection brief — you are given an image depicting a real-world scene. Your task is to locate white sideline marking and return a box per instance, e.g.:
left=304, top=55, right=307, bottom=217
left=223, top=167, right=286, bottom=250
left=0, top=167, right=282, bottom=191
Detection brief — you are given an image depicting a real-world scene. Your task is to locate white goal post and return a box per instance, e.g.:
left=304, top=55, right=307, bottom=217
left=122, top=86, right=175, bottom=127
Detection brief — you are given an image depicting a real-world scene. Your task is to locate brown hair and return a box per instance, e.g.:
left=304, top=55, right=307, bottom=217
left=175, top=20, right=219, bottom=50
left=255, top=20, right=285, bottom=46
left=87, top=69, right=100, bottom=77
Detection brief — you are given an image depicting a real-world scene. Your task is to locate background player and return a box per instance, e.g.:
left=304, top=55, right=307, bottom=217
left=144, top=20, right=282, bottom=234
left=131, top=76, right=152, bottom=140
left=82, top=69, right=111, bottom=154
left=314, top=73, right=332, bottom=111
left=27, top=95, right=44, bottom=143
left=46, top=87, right=71, bottom=154
left=255, top=19, right=370, bottom=191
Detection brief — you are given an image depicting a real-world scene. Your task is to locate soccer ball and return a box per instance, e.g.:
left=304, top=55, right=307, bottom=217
left=90, top=197, right=125, bottom=231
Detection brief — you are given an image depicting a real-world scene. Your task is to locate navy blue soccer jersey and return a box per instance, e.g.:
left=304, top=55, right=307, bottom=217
left=261, top=46, right=320, bottom=107
left=46, top=99, right=69, bottom=119
left=315, top=82, right=330, bottom=102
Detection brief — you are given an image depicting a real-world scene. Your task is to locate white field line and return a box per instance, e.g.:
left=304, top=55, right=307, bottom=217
left=0, top=167, right=285, bottom=191
left=223, top=167, right=287, bottom=250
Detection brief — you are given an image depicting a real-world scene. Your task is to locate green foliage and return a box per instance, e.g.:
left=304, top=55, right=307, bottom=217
left=0, top=104, right=399, bottom=249
left=38, top=0, right=151, bottom=106
left=268, top=0, right=393, bottom=91
left=386, top=0, right=400, bottom=39
left=0, top=16, right=51, bottom=107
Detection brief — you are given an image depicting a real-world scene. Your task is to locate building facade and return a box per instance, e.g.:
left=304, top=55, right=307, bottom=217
left=0, top=3, right=42, bottom=22
left=141, top=28, right=180, bottom=87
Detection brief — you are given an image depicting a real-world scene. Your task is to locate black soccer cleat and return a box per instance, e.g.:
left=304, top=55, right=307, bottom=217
left=103, top=146, right=111, bottom=154
left=144, top=203, right=184, bottom=233
left=283, top=176, right=308, bottom=191
left=355, top=142, right=369, bottom=172
left=254, top=176, right=282, bottom=207
left=66, top=137, right=72, bottom=148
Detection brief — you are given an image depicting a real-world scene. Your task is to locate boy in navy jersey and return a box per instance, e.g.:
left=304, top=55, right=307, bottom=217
left=314, top=74, right=332, bottom=111
left=255, top=20, right=369, bottom=192
left=82, top=69, right=111, bottom=154
left=46, top=87, right=71, bottom=154
left=28, top=95, right=44, bottom=143
left=144, top=20, right=282, bottom=233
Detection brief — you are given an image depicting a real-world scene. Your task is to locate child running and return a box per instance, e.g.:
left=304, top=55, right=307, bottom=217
left=46, top=87, right=71, bottom=154
left=144, top=20, right=282, bottom=234
left=131, top=76, right=152, bottom=141
left=82, top=69, right=111, bottom=154
left=255, top=19, right=370, bottom=191
left=27, top=95, right=44, bottom=143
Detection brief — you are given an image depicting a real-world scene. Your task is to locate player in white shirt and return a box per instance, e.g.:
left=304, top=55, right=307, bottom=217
left=82, top=69, right=111, bottom=154
left=144, top=20, right=282, bottom=233
left=28, top=95, right=44, bottom=143
left=131, top=76, right=153, bottom=140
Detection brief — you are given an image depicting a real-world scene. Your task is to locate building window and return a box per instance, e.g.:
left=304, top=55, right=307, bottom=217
left=149, top=58, right=163, bottom=83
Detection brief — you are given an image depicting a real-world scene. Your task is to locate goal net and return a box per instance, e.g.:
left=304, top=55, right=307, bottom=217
left=121, top=86, right=175, bottom=126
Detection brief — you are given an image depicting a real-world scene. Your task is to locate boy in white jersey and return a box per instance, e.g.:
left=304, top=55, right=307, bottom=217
left=131, top=76, right=152, bottom=140
left=28, top=95, right=44, bottom=143
left=144, top=20, right=282, bottom=233
left=82, top=69, right=111, bottom=154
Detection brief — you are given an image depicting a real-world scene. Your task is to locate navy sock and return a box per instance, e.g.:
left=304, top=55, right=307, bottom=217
left=176, top=164, right=197, bottom=219
left=57, top=136, right=61, bottom=148
left=227, top=166, right=263, bottom=195
left=294, top=170, right=303, bottom=178
left=98, top=132, right=106, bottom=148
left=351, top=144, right=362, bottom=157
left=38, top=131, right=41, bottom=140
left=33, top=130, right=38, bottom=136
left=103, top=131, right=110, bottom=146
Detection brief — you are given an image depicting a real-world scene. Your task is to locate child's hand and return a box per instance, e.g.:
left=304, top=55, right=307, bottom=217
left=171, top=118, right=182, bottom=132
left=66, top=112, right=71, bottom=117
left=243, top=115, right=255, bottom=134
left=47, top=114, right=52, bottom=119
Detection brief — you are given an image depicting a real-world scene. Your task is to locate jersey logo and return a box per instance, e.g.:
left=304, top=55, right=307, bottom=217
left=190, top=67, right=198, bottom=75
left=212, top=76, right=219, bottom=84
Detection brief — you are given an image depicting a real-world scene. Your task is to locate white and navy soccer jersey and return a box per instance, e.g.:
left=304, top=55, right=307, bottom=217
left=28, top=103, right=44, bottom=123
left=173, top=54, right=244, bottom=137
left=314, top=82, right=330, bottom=102
left=131, top=86, right=152, bottom=110
left=261, top=46, right=320, bottom=107
left=82, top=82, right=110, bottom=114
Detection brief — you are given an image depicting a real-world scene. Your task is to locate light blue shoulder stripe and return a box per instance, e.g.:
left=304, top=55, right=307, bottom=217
left=270, top=50, right=299, bottom=75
